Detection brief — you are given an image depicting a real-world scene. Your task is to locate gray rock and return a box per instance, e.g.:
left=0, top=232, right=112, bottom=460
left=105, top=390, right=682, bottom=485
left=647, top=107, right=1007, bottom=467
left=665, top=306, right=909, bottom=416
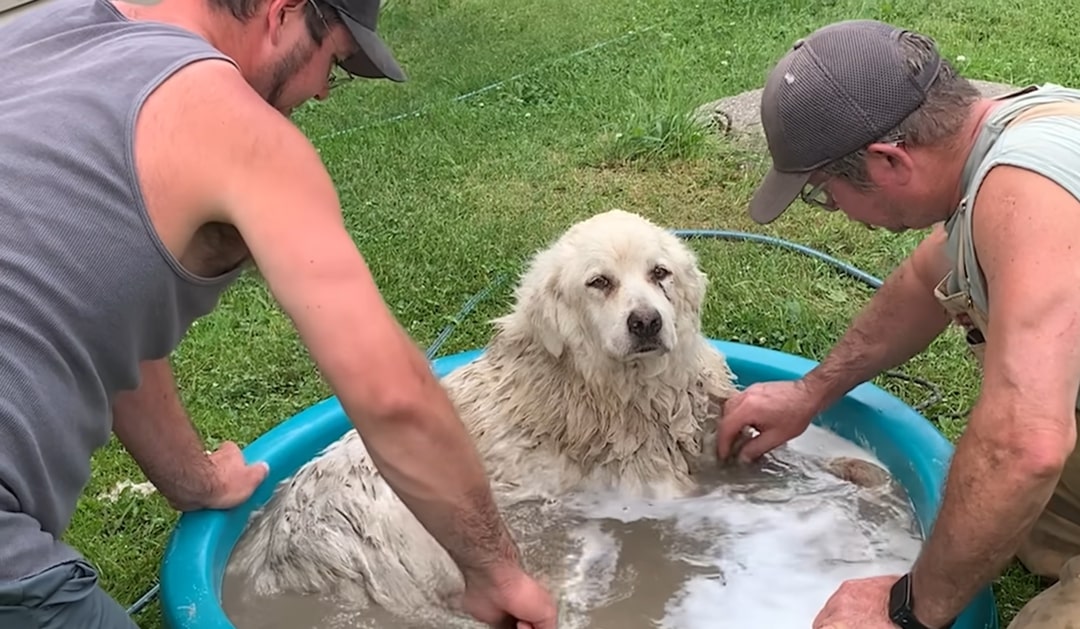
left=693, top=79, right=1021, bottom=149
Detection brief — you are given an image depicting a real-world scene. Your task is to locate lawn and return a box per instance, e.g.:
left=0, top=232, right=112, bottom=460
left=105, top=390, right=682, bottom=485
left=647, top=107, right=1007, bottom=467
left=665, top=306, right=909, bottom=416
left=69, top=0, right=1080, bottom=626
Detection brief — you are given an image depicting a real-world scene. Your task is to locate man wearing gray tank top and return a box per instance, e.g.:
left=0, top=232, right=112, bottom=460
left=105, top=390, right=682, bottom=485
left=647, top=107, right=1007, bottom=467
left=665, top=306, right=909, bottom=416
left=0, top=0, right=557, bottom=627
left=716, top=19, right=1080, bottom=629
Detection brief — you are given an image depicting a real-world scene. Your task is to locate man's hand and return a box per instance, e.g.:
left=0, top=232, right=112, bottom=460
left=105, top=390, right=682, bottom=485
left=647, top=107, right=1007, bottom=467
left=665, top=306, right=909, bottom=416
left=812, top=576, right=903, bottom=629
left=716, top=379, right=821, bottom=462
left=113, top=359, right=267, bottom=512
left=459, top=565, right=559, bottom=629
left=197, top=441, right=269, bottom=511
left=717, top=225, right=953, bottom=463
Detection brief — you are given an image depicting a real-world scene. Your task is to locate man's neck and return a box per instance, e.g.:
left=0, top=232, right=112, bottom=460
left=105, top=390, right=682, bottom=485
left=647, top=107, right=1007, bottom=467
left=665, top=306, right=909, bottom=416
left=111, top=0, right=258, bottom=69
left=927, top=98, right=1002, bottom=217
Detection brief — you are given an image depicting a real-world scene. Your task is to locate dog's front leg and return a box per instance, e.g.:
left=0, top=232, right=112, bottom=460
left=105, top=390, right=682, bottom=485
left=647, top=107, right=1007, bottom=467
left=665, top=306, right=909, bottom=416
left=698, top=392, right=757, bottom=466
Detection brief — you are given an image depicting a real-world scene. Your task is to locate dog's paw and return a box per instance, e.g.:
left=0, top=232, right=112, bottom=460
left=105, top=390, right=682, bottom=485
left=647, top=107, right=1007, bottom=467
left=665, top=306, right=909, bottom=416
left=822, top=456, right=891, bottom=489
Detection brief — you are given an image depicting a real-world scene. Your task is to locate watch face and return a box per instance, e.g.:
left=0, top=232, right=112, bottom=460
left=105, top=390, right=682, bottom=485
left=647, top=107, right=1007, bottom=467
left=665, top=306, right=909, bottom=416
left=888, top=574, right=916, bottom=626
left=887, top=575, right=952, bottom=629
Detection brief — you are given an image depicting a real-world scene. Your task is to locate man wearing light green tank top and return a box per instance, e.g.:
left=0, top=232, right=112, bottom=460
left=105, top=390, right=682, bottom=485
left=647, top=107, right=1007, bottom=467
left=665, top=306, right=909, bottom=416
left=715, top=18, right=1080, bottom=629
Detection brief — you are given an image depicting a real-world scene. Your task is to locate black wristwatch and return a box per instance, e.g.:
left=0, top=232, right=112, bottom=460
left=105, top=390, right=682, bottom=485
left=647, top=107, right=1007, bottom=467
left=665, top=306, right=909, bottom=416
left=888, top=573, right=956, bottom=629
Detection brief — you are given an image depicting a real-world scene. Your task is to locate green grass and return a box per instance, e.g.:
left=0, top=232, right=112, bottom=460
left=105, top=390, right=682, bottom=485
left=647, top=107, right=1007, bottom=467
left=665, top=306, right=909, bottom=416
left=66, top=0, right=1080, bottom=626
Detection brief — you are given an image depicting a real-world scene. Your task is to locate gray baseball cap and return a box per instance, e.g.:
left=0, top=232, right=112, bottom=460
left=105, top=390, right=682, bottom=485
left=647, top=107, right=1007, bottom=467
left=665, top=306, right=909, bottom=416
left=323, top=0, right=407, bottom=82
left=748, top=20, right=942, bottom=224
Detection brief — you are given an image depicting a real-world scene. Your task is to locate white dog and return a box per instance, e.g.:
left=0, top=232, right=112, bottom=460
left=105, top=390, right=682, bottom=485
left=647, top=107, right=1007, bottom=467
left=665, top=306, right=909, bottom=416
left=228, top=209, right=741, bottom=624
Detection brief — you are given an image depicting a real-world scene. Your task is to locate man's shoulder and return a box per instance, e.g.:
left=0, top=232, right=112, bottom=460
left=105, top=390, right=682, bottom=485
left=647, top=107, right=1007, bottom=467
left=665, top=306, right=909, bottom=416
left=137, top=58, right=316, bottom=203
left=1030, top=82, right=1080, bottom=100
left=969, top=163, right=1080, bottom=261
left=131, top=57, right=326, bottom=254
left=148, top=58, right=276, bottom=126
left=969, top=99, right=1080, bottom=211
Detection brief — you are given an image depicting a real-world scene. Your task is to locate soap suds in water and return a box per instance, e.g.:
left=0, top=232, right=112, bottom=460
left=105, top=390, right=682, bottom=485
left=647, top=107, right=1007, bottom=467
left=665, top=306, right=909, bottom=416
left=222, top=424, right=923, bottom=628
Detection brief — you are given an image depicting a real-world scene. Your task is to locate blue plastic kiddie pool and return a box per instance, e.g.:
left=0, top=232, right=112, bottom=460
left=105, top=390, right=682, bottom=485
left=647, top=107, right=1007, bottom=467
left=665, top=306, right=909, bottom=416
left=158, top=340, right=1000, bottom=628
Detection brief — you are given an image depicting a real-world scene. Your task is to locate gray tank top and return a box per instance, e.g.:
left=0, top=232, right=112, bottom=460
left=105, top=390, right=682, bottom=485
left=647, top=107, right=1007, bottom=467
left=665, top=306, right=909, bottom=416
left=944, top=82, right=1080, bottom=316
left=0, top=0, right=245, bottom=580
left=942, top=83, right=1080, bottom=409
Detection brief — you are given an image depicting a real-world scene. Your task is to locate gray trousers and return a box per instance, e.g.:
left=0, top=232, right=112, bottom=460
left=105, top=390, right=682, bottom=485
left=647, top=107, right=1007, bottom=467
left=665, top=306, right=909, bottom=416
left=0, top=560, right=139, bottom=629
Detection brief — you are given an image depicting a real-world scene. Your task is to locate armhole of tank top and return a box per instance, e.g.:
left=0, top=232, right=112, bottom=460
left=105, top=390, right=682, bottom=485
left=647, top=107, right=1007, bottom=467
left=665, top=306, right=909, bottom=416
left=961, top=133, right=1080, bottom=312
left=952, top=89, right=1080, bottom=313
left=122, top=51, right=245, bottom=289
left=956, top=160, right=997, bottom=311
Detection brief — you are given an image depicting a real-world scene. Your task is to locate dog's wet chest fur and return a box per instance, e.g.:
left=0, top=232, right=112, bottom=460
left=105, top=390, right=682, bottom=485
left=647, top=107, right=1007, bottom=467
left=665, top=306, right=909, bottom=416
left=447, top=341, right=723, bottom=493
left=539, top=380, right=709, bottom=462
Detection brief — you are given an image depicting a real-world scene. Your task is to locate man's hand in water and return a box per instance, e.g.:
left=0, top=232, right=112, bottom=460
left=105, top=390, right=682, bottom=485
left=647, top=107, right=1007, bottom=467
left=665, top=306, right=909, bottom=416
left=460, top=563, right=558, bottom=629
left=716, top=380, right=822, bottom=463
left=812, top=575, right=903, bottom=629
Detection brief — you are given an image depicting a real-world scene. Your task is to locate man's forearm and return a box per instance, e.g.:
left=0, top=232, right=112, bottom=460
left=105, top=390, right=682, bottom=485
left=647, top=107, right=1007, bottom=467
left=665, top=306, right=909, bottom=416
left=907, top=406, right=1068, bottom=627
left=111, top=358, right=217, bottom=511
left=364, top=411, right=523, bottom=578
left=338, top=336, right=521, bottom=578
left=802, top=254, right=950, bottom=410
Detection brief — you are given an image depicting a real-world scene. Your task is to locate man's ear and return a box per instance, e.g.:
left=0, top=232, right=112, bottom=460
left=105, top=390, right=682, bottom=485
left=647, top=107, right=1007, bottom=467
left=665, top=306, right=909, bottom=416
left=265, top=0, right=307, bottom=43
left=865, top=141, right=914, bottom=187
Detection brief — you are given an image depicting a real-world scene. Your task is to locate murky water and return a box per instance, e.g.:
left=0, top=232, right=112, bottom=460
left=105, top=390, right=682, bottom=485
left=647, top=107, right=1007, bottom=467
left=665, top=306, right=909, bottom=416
left=222, top=424, right=923, bottom=628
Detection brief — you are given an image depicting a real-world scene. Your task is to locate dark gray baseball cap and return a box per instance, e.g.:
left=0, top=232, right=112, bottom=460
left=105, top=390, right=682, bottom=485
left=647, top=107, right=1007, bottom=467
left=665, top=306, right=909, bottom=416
left=323, top=0, right=407, bottom=82
left=748, top=20, right=942, bottom=223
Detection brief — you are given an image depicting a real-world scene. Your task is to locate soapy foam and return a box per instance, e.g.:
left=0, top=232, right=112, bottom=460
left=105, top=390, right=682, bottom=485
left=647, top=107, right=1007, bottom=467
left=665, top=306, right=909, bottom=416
left=222, top=424, right=923, bottom=628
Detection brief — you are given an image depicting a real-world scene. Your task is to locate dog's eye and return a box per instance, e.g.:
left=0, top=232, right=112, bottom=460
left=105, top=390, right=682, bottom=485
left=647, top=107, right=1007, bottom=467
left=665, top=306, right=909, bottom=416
left=651, top=265, right=671, bottom=281
left=587, top=275, right=611, bottom=290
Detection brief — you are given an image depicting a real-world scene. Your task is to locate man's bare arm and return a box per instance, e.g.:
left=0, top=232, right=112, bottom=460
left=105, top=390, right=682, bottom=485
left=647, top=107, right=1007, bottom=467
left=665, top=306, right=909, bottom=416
left=907, top=165, right=1080, bottom=627
left=112, top=358, right=268, bottom=511
left=177, top=63, right=523, bottom=579
left=799, top=224, right=954, bottom=410
left=111, top=359, right=215, bottom=510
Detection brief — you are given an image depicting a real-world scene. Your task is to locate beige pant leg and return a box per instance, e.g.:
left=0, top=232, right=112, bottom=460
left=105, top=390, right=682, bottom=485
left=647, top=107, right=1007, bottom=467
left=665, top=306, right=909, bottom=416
left=1005, top=556, right=1080, bottom=629
left=1016, top=414, right=1080, bottom=580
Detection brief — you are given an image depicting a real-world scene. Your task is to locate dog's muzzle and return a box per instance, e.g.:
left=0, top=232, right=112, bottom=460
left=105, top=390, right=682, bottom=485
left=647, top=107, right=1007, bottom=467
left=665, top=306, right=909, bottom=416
left=627, top=306, right=664, bottom=353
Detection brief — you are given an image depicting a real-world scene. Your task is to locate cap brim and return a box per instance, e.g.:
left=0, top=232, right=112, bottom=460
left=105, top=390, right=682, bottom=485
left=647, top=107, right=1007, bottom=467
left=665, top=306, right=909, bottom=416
left=339, top=16, right=407, bottom=82
left=748, top=168, right=811, bottom=224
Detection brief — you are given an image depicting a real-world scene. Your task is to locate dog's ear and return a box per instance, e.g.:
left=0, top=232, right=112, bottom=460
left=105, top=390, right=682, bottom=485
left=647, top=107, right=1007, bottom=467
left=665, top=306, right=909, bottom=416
left=527, top=277, right=566, bottom=358
left=677, top=263, right=708, bottom=322
left=498, top=254, right=567, bottom=358
left=663, top=236, right=709, bottom=322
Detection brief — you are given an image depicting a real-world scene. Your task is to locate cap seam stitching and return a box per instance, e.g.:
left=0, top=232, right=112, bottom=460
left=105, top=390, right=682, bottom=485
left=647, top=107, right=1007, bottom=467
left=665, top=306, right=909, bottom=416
left=805, top=44, right=878, bottom=164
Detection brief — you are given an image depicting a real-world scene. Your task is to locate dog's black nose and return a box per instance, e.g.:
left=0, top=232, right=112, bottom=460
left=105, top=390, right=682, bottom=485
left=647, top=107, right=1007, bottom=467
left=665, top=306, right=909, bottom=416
left=627, top=308, right=662, bottom=338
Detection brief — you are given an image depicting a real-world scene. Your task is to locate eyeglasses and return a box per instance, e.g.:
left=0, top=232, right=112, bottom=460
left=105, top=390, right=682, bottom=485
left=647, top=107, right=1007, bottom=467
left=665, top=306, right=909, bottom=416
left=327, top=65, right=354, bottom=91
left=799, top=139, right=906, bottom=212
left=307, top=0, right=356, bottom=91
left=800, top=180, right=839, bottom=211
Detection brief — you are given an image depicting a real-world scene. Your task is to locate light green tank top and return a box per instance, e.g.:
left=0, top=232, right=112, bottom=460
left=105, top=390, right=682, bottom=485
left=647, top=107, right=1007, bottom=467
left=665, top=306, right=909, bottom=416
left=944, top=83, right=1080, bottom=315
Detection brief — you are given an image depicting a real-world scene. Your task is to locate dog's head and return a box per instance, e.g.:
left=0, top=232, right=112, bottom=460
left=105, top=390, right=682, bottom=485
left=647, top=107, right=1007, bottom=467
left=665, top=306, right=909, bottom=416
left=501, top=209, right=707, bottom=371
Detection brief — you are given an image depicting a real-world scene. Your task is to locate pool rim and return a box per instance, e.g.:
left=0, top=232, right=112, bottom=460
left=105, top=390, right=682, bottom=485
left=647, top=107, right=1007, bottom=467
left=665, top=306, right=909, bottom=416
left=158, top=339, right=1000, bottom=629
